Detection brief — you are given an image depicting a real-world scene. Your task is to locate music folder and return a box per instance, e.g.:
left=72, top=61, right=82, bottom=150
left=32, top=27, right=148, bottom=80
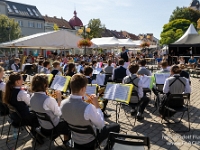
left=154, top=73, right=170, bottom=84
left=84, top=84, right=98, bottom=100
left=92, top=74, right=106, bottom=86
left=50, top=75, right=71, bottom=92
left=103, top=83, right=133, bottom=104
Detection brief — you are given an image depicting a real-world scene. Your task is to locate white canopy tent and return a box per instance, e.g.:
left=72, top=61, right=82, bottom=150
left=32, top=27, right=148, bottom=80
left=91, top=37, right=119, bottom=48
left=0, top=30, right=82, bottom=49
left=91, top=37, right=143, bottom=48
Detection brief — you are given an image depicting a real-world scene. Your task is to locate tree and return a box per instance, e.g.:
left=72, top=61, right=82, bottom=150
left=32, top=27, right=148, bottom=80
left=87, top=19, right=105, bottom=39
left=0, top=14, right=21, bottom=43
left=169, top=7, right=200, bottom=27
left=160, top=19, right=191, bottom=45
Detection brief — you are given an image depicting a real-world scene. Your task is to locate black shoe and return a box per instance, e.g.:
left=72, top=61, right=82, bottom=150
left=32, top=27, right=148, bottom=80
left=104, top=112, right=111, bottom=118
left=130, top=110, right=137, bottom=116
left=63, top=140, right=70, bottom=148
left=137, top=115, right=144, bottom=121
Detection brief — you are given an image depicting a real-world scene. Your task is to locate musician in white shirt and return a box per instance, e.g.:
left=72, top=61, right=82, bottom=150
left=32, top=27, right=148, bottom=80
left=61, top=74, right=120, bottom=149
left=11, top=58, right=21, bottom=72
left=0, top=66, right=5, bottom=92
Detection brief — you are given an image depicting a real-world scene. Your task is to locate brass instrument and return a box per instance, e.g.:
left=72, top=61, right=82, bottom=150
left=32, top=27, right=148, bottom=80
left=85, top=93, right=104, bottom=110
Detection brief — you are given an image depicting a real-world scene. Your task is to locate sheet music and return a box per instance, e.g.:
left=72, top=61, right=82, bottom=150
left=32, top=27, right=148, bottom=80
left=86, top=85, right=97, bottom=95
left=92, top=74, right=105, bottom=85
left=103, top=83, right=115, bottom=100
left=50, top=75, right=67, bottom=91
left=114, top=85, right=129, bottom=101
left=155, top=73, right=170, bottom=84
left=92, top=68, right=102, bottom=74
left=141, top=76, right=152, bottom=88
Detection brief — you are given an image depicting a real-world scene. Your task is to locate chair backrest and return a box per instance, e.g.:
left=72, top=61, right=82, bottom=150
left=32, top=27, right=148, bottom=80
left=167, top=94, right=190, bottom=108
left=115, top=79, right=123, bottom=83
left=7, top=104, right=21, bottom=117
left=34, top=112, right=55, bottom=128
left=156, top=84, right=164, bottom=93
left=104, top=74, right=112, bottom=85
left=66, top=122, right=96, bottom=138
left=107, top=132, right=150, bottom=150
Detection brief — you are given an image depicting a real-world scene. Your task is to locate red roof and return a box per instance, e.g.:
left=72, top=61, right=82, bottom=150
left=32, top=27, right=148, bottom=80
left=69, top=11, right=83, bottom=28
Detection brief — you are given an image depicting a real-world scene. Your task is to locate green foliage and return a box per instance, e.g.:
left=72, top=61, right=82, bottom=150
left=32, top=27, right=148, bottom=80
left=53, top=24, right=59, bottom=31
left=169, top=7, right=200, bottom=27
left=0, top=14, right=21, bottom=43
left=160, top=19, right=191, bottom=45
left=87, top=18, right=105, bottom=39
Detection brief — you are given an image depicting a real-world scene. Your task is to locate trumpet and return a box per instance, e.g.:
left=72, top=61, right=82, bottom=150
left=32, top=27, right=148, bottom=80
left=85, top=94, right=104, bottom=110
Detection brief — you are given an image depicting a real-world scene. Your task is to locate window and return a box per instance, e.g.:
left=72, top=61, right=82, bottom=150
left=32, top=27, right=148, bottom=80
left=27, top=8, right=33, bottom=16
left=37, top=23, right=42, bottom=28
left=28, top=21, right=34, bottom=28
left=32, top=9, right=39, bottom=16
left=7, top=5, right=13, bottom=13
left=12, top=5, right=19, bottom=13
left=18, top=20, right=23, bottom=27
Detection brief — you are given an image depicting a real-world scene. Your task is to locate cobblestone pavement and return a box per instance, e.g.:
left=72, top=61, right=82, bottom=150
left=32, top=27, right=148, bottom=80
left=0, top=77, right=200, bottom=150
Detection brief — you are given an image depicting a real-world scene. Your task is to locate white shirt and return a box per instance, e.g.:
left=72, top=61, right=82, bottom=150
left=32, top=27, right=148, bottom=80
left=163, top=75, right=191, bottom=94
left=34, top=92, right=62, bottom=117
left=123, top=74, right=143, bottom=98
left=62, top=95, right=105, bottom=129
left=15, top=87, right=31, bottom=106
left=0, top=81, right=6, bottom=92
left=11, top=63, right=20, bottom=72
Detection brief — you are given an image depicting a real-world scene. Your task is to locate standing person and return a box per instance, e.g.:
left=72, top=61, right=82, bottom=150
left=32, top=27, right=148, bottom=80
left=60, top=74, right=120, bottom=150
left=120, top=46, right=129, bottom=62
left=11, top=58, right=21, bottom=72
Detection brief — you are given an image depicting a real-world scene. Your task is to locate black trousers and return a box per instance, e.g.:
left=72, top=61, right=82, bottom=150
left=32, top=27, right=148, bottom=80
left=74, top=123, right=120, bottom=150
left=41, top=121, right=70, bottom=138
left=129, top=96, right=150, bottom=114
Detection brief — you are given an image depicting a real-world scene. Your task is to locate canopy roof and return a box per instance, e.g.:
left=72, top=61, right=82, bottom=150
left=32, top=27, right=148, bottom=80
left=91, top=37, right=141, bottom=48
left=170, top=24, right=200, bottom=47
left=0, top=30, right=82, bottom=49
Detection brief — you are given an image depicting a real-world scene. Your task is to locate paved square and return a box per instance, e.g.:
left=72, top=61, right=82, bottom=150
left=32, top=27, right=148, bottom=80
left=0, top=77, right=200, bottom=150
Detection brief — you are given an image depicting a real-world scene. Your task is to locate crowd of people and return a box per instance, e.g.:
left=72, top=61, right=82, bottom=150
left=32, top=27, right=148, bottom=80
left=0, top=47, right=196, bottom=150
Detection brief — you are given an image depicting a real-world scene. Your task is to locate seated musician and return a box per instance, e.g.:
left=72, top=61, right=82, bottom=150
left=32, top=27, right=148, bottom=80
left=83, top=66, right=93, bottom=84
left=30, top=74, right=70, bottom=144
left=123, top=64, right=150, bottom=120
left=40, top=61, right=51, bottom=74
left=188, top=55, right=197, bottom=68
left=51, top=61, right=62, bottom=77
left=78, top=61, right=85, bottom=73
left=160, top=65, right=191, bottom=118
left=3, top=73, right=40, bottom=141
left=156, top=61, right=170, bottom=73
left=64, top=63, right=75, bottom=77
left=0, top=66, right=8, bottom=115
left=60, top=74, right=120, bottom=149
left=104, top=60, right=114, bottom=74
left=112, top=59, right=127, bottom=82
left=137, top=59, right=151, bottom=76
left=92, top=61, right=97, bottom=69
left=11, top=58, right=21, bottom=72
left=0, top=66, right=5, bottom=92
left=152, top=61, right=170, bottom=96
left=37, top=60, right=43, bottom=74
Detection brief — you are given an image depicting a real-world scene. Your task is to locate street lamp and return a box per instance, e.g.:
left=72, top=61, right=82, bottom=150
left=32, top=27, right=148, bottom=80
left=78, top=25, right=91, bottom=55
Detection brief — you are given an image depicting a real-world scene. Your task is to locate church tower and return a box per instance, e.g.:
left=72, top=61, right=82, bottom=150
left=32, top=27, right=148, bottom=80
left=190, top=0, right=200, bottom=11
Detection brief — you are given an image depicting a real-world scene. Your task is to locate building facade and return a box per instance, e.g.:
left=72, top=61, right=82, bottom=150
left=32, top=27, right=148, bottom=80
left=190, top=0, right=200, bottom=11
left=0, top=0, right=44, bottom=36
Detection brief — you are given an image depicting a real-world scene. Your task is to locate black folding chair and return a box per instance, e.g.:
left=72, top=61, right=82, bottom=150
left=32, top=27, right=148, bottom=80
left=152, top=84, right=164, bottom=113
left=33, top=112, right=67, bottom=150
left=106, top=132, right=150, bottom=150
left=0, top=91, right=9, bottom=138
left=6, top=104, right=32, bottom=150
left=116, top=91, right=142, bottom=127
left=66, top=122, right=100, bottom=150
left=161, top=94, right=190, bottom=132
left=114, top=79, right=123, bottom=83
left=104, top=74, right=112, bottom=85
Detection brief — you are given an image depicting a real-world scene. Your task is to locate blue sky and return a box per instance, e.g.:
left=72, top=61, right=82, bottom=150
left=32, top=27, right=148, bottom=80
left=12, top=0, right=191, bottom=39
